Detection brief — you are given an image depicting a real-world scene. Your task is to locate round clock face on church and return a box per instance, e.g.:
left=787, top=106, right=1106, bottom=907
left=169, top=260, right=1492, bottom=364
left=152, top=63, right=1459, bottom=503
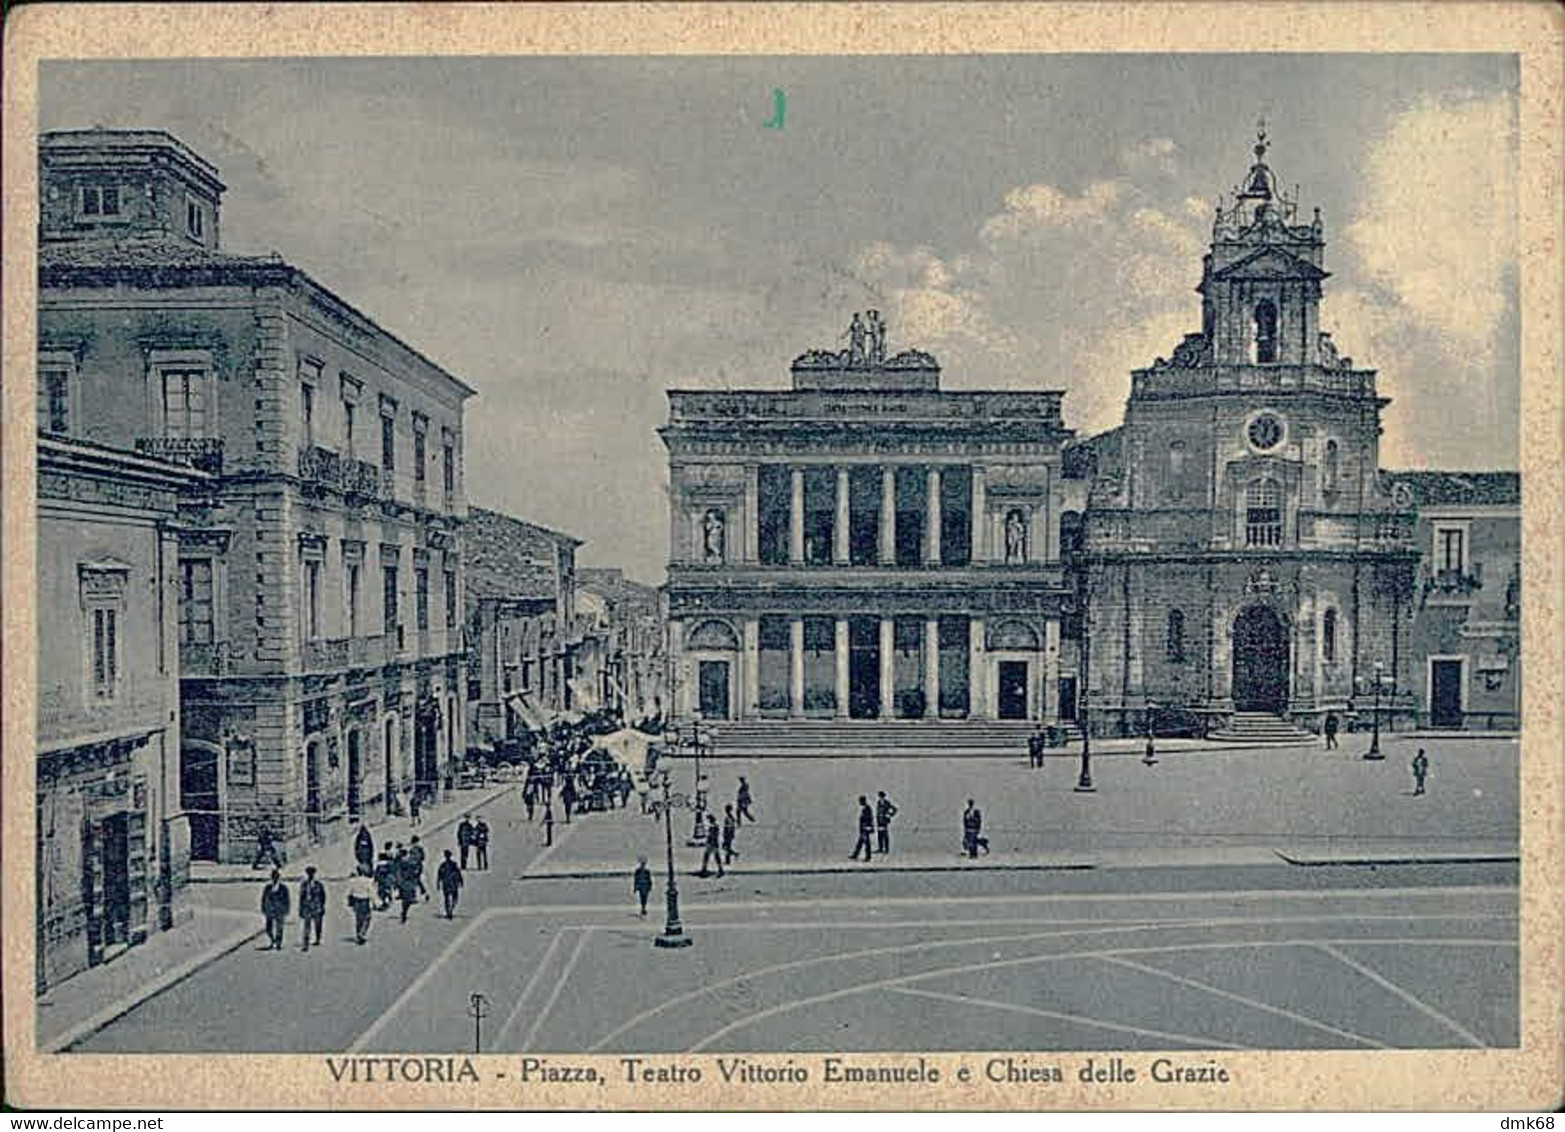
left=1247, top=412, right=1285, bottom=451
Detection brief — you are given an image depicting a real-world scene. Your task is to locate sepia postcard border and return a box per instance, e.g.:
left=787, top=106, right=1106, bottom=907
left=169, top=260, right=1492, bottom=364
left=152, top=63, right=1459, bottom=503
left=2, top=2, right=1560, bottom=1112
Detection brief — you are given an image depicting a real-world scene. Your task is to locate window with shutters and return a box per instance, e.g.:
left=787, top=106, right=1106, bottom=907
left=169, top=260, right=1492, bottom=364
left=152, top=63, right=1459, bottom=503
left=1245, top=478, right=1283, bottom=547
left=179, top=559, right=215, bottom=645
left=91, top=608, right=118, bottom=699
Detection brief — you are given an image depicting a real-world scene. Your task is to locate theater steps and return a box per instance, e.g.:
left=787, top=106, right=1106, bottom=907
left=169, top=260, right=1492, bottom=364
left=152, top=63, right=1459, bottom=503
left=698, top=720, right=1079, bottom=754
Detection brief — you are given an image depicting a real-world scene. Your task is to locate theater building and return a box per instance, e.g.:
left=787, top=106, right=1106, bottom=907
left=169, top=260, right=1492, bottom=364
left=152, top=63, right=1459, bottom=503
left=660, top=320, right=1076, bottom=729
left=1071, top=130, right=1420, bottom=738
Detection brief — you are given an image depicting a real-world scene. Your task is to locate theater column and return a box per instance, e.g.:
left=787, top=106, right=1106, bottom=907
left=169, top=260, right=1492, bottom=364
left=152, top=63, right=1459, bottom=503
left=834, top=466, right=850, bottom=565
left=742, top=617, right=760, bottom=719
left=834, top=618, right=850, bottom=718
left=969, top=616, right=987, bottom=719
left=789, top=619, right=805, bottom=718
left=789, top=467, right=804, bottom=564
left=925, top=466, right=942, bottom=565
left=879, top=467, right=896, bottom=564
left=743, top=464, right=760, bottom=563
left=924, top=619, right=940, bottom=719
left=971, top=465, right=988, bottom=562
left=879, top=617, right=895, bottom=719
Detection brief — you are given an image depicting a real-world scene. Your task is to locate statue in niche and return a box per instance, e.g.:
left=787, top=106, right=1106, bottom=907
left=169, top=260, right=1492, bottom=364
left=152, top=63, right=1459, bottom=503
left=1004, top=508, right=1028, bottom=564
left=701, top=508, right=726, bottom=562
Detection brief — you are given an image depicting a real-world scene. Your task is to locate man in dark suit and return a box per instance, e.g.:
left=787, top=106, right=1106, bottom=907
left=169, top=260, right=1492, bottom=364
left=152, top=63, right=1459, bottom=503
left=875, top=791, right=898, bottom=855
left=436, top=849, right=464, bottom=919
left=260, top=868, right=290, bottom=950
left=851, top=796, right=874, bottom=862
left=297, top=866, right=326, bottom=951
left=456, top=815, right=474, bottom=869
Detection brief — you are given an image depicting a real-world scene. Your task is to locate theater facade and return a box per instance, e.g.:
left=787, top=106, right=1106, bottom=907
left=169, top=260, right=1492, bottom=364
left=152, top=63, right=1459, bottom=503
left=660, top=325, right=1078, bottom=725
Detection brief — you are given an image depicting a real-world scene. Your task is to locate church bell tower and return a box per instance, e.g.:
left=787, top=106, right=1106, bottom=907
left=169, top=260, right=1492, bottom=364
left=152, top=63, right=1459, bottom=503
left=1199, top=123, right=1329, bottom=367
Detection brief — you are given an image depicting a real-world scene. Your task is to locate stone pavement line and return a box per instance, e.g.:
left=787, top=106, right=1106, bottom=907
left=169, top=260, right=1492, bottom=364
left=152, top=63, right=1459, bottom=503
left=346, top=907, right=499, bottom=1054
left=1313, top=942, right=1489, bottom=1048
left=1097, top=954, right=1386, bottom=1048
left=519, top=928, right=592, bottom=1051
left=682, top=935, right=1513, bottom=1053
left=493, top=930, right=570, bottom=1050
left=43, top=908, right=261, bottom=1054
left=888, top=985, right=1249, bottom=1050
left=585, top=901, right=1516, bottom=1052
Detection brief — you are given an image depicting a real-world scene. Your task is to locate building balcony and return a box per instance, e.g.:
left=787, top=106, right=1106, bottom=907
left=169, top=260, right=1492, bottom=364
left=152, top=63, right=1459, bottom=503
left=302, top=636, right=350, bottom=672
left=179, top=639, right=230, bottom=677
left=344, top=458, right=383, bottom=500
left=297, top=444, right=343, bottom=488
left=136, top=436, right=224, bottom=475
left=1423, top=564, right=1484, bottom=603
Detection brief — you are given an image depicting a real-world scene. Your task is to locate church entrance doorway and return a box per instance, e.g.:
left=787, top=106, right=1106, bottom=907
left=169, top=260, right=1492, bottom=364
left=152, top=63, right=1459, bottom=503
left=1232, top=605, right=1289, bottom=712
left=997, top=661, right=1029, bottom=720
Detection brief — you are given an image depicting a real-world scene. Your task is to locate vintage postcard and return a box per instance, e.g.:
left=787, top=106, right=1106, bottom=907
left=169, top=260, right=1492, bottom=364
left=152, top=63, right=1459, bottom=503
left=2, top=2, right=1560, bottom=1113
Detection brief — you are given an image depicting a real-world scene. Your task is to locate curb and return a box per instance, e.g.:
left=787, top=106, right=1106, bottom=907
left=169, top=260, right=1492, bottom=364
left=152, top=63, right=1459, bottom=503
left=519, top=861, right=1099, bottom=881
left=42, top=914, right=264, bottom=1054
left=1273, top=850, right=1520, bottom=867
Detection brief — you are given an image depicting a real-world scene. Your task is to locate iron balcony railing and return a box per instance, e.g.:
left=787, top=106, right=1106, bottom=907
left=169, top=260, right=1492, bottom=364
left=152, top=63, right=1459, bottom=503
left=136, top=436, right=224, bottom=475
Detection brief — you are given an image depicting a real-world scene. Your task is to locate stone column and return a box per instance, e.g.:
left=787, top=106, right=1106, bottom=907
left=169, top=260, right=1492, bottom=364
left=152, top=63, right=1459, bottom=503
left=742, top=617, right=760, bottom=719
left=924, top=619, right=940, bottom=719
left=925, top=466, right=942, bottom=565
left=971, top=465, right=987, bottom=562
left=879, top=617, right=895, bottom=719
left=1044, top=617, right=1061, bottom=721
left=744, top=464, right=760, bottom=563
left=969, top=616, right=986, bottom=719
left=879, top=467, right=896, bottom=565
left=789, top=619, right=805, bottom=718
left=667, top=619, right=685, bottom=718
left=789, top=467, right=805, bottom=564
left=834, top=466, right=850, bottom=565
left=834, top=618, right=851, bottom=718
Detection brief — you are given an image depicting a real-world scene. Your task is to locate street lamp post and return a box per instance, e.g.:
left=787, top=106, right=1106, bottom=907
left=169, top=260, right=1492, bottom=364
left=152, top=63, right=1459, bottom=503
left=652, top=768, right=692, bottom=949
left=1072, top=591, right=1095, bottom=794
left=1363, top=661, right=1386, bottom=760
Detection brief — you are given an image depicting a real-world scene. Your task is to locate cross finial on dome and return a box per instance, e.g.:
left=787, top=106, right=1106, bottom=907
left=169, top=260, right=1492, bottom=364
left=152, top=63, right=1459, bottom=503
left=1255, top=116, right=1269, bottom=161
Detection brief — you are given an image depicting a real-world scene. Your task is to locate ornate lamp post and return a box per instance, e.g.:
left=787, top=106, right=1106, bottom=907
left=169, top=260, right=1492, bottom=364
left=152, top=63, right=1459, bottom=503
left=650, top=767, right=693, bottom=949
left=1068, top=588, right=1095, bottom=794
left=1363, top=661, right=1387, bottom=760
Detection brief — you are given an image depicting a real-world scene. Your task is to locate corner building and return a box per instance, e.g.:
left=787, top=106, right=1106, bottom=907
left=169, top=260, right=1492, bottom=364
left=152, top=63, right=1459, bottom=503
left=1074, top=132, right=1419, bottom=736
left=661, top=329, right=1076, bottom=730
left=38, top=130, right=474, bottom=863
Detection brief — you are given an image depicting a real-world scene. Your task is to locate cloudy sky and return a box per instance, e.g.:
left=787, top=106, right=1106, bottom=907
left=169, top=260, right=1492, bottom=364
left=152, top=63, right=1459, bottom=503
left=41, top=55, right=1518, bottom=582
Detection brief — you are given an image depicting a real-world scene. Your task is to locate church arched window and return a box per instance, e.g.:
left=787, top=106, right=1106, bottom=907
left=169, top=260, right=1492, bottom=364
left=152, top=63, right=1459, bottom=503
left=1254, top=299, right=1279, bottom=364
left=1322, top=607, right=1338, bottom=664
left=1165, top=609, right=1186, bottom=663
left=1168, top=439, right=1187, bottom=479
left=1322, top=439, right=1340, bottom=496
left=1245, top=478, right=1283, bottom=547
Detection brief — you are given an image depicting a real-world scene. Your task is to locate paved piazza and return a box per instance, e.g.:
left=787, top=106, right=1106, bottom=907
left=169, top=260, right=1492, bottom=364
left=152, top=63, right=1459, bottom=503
left=70, top=738, right=1518, bottom=1055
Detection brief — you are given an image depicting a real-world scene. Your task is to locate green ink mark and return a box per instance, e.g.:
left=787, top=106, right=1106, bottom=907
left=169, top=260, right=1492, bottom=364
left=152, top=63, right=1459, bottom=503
left=763, top=88, right=786, bottom=130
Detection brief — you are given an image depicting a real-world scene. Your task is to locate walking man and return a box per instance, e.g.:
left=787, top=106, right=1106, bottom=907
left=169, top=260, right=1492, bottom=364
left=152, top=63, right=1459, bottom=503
left=1028, top=729, right=1043, bottom=769
left=408, top=787, right=422, bottom=826
left=851, top=796, right=875, bottom=862
left=523, top=779, right=537, bottom=822
left=561, top=776, right=577, bottom=824
left=373, top=851, right=394, bottom=910
left=736, top=777, right=756, bottom=824
left=1324, top=712, right=1340, bottom=750
left=457, top=814, right=474, bottom=869
left=962, top=799, right=990, bottom=858
left=251, top=818, right=284, bottom=871
left=436, top=849, right=464, bottom=920
left=542, top=801, right=555, bottom=847
left=346, top=867, right=374, bottom=945
left=407, top=835, right=429, bottom=901
left=875, top=791, right=898, bottom=856
left=260, top=868, right=290, bottom=950
left=722, top=804, right=739, bottom=865
left=699, top=812, right=725, bottom=877
left=353, top=823, right=375, bottom=874
left=298, top=866, right=326, bottom=952
left=1411, top=747, right=1429, bottom=795
left=395, top=850, right=420, bottom=924
left=473, top=816, right=491, bottom=871
left=633, top=856, right=653, bottom=917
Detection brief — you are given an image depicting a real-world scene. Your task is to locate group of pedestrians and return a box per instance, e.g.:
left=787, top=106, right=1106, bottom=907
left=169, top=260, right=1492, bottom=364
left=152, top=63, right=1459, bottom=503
left=260, top=810, right=481, bottom=952
left=849, top=791, right=899, bottom=861
left=691, top=777, right=757, bottom=879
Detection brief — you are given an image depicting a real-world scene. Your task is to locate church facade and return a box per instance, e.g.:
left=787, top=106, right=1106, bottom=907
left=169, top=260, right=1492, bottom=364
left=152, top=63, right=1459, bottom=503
left=660, top=320, right=1077, bottom=726
left=1071, top=130, right=1420, bottom=737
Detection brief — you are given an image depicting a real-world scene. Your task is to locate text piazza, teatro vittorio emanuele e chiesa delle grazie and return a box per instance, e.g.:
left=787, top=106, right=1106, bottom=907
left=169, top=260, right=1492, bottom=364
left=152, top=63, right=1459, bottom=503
left=659, top=131, right=1500, bottom=747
